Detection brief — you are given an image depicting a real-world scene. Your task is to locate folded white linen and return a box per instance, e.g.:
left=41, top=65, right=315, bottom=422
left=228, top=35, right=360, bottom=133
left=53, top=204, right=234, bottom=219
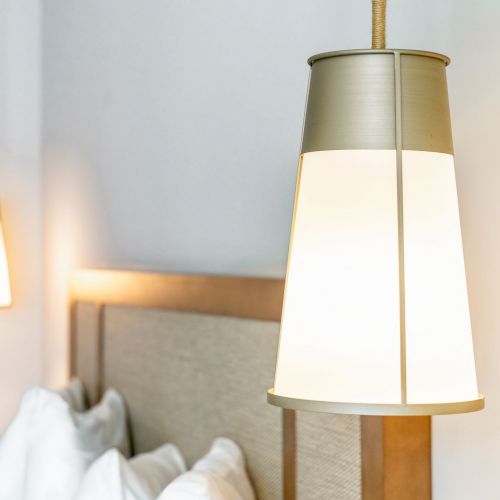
left=23, top=386, right=130, bottom=500
left=157, top=438, right=255, bottom=500
left=0, top=383, right=129, bottom=500
left=75, top=444, right=186, bottom=500
left=0, top=378, right=87, bottom=500
left=0, top=387, right=40, bottom=500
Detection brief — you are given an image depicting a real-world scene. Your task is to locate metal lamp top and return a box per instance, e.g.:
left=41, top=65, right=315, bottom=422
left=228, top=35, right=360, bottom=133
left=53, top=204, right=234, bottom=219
left=301, top=48, right=454, bottom=155
left=307, top=48, right=451, bottom=66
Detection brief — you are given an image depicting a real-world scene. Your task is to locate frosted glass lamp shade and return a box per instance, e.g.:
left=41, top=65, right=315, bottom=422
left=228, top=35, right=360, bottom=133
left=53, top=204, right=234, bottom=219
left=268, top=50, right=484, bottom=416
left=0, top=219, right=12, bottom=308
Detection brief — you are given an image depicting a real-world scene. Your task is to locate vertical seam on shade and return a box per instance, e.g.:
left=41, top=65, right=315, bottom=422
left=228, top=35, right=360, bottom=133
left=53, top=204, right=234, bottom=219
left=394, top=51, right=408, bottom=404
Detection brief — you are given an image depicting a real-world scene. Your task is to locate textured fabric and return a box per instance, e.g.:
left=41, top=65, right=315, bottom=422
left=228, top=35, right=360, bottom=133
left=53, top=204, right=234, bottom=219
left=101, top=307, right=282, bottom=500
left=73, top=302, right=362, bottom=500
left=158, top=438, right=255, bottom=500
left=75, top=444, right=186, bottom=500
left=297, top=412, right=361, bottom=500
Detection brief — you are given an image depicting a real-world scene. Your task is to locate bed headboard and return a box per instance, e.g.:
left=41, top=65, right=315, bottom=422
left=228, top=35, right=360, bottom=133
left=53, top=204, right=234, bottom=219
left=69, top=270, right=430, bottom=500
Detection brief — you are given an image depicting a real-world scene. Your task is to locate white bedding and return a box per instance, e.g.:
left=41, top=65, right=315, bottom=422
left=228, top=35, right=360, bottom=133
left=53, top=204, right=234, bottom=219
left=0, top=382, right=129, bottom=500
left=158, top=438, right=255, bottom=500
left=0, top=382, right=255, bottom=500
left=76, top=444, right=186, bottom=500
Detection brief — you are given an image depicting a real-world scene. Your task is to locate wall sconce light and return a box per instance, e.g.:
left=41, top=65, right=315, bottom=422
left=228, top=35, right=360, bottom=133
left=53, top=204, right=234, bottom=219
left=268, top=0, right=483, bottom=416
left=0, top=211, right=12, bottom=308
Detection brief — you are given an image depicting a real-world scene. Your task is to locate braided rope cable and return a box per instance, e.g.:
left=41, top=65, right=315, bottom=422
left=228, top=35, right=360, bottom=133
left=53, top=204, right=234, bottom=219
left=372, top=0, right=387, bottom=49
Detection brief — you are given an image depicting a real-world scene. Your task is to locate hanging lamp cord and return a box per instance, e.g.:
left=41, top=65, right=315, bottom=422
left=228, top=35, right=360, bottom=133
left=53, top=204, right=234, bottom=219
left=372, top=0, right=387, bottom=49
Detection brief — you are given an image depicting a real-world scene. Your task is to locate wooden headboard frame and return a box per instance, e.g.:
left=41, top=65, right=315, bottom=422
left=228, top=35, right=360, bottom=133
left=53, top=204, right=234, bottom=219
left=69, top=269, right=431, bottom=500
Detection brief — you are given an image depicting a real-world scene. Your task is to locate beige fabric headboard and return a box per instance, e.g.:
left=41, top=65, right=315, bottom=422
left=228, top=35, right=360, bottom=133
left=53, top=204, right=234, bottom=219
left=70, top=270, right=430, bottom=500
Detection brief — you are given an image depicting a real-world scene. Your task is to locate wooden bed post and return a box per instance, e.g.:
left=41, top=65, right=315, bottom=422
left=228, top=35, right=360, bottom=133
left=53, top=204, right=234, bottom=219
left=362, top=416, right=431, bottom=500
left=283, top=409, right=296, bottom=500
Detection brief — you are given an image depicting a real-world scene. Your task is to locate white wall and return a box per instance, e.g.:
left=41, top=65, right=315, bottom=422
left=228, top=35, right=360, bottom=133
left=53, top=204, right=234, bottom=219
left=0, top=0, right=42, bottom=428
left=9, top=0, right=494, bottom=497
left=433, top=2, right=500, bottom=498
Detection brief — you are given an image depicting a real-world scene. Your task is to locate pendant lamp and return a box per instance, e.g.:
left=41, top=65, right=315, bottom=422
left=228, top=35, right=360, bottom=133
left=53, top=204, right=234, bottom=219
left=268, top=0, right=484, bottom=416
left=0, top=211, right=12, bottom=308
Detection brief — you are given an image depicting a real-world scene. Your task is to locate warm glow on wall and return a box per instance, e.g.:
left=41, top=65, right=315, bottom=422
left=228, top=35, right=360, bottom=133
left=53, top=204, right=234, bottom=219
left=0, top=218, right=12, bottom=308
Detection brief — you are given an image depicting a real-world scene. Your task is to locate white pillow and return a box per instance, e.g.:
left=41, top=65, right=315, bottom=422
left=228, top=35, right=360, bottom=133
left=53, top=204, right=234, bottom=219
left=0, top=379, right=89, bottom=500
left=0, top=387, right=40, bottom=500
left=22, top=386, right=130, bottom=500
left=58, top=377, right=87, bottom=412
left=75, top=444, right=186, bottom=500
left=158, top=438, right=255, bottom=500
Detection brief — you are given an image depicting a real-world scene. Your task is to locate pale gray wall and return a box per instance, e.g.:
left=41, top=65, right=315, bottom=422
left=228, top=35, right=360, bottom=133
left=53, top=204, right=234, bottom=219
left=41, top=1, right=500, bottom=499
left=0, top=0, right=42, bottom=429
left=41, top=0, right=450, bottom=276
left=433, top=3, right=500, bottom=499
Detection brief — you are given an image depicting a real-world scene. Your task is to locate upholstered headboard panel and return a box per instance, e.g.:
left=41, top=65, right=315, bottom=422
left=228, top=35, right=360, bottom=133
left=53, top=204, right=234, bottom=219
left=70, top=270, right=430, bottom=500
left=104, top=306, right=285, bottom=498
left=72, top=302, right=361, bottom=500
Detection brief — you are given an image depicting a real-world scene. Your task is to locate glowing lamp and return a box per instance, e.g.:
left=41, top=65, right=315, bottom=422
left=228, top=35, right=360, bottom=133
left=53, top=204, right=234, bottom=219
left=268, top=10, right=483, bottom=416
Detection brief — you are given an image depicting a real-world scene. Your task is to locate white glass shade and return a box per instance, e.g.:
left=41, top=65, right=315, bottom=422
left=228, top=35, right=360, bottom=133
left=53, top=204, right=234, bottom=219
left=0, top=220, right=12, bottom=308
left=270, top=149, right=482, bottom=415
